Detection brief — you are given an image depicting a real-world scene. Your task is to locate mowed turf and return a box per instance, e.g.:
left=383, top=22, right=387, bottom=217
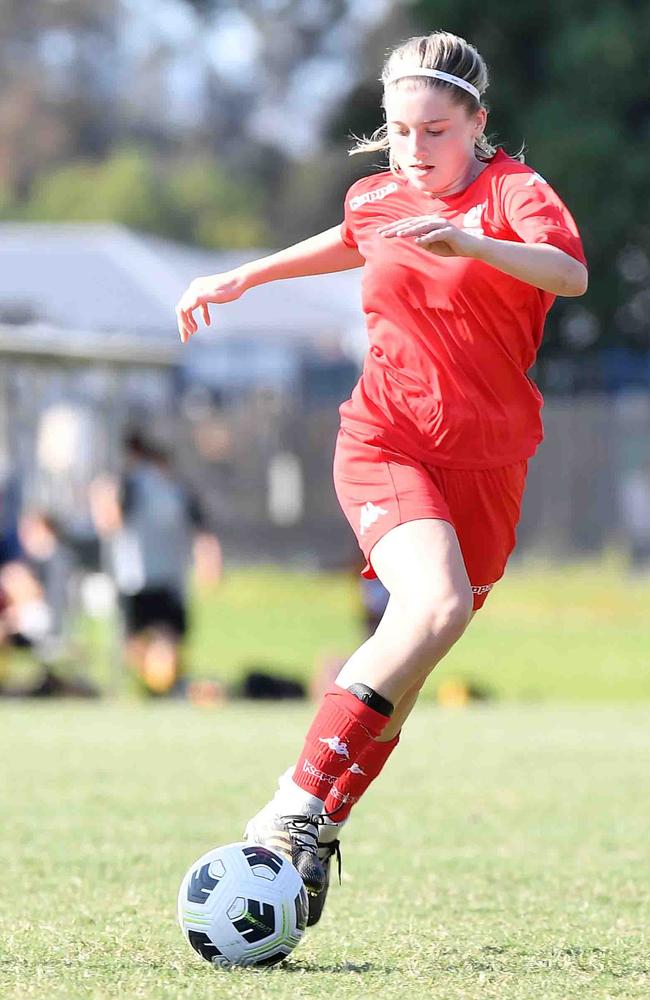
left=183, top=557, right=650, bottom=701
left=1, top=702, right=649, bottom=1000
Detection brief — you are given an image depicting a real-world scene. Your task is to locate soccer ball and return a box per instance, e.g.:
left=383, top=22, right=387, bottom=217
left=177, top=842, right=308, bottom=968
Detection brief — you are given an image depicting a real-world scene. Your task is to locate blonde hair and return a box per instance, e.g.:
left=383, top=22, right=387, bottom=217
left=350, top=31, right=506, bottom=171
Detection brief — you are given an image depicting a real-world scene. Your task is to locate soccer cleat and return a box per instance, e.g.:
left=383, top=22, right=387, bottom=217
left=304, top=813, right=347, bottom=926
left=244, top=807, right=327, bottom=897
left=307, top=837, right=342, bottom=926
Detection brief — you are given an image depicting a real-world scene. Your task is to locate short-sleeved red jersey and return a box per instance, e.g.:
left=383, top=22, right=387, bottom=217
left=339, top=149, right=586, bottom=469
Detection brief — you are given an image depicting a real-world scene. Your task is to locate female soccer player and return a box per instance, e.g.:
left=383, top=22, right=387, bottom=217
left=176, top=31, right=587, bottom=923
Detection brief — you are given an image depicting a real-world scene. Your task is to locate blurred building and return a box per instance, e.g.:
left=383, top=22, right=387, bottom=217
left=0, top=222, right=364, bottom=567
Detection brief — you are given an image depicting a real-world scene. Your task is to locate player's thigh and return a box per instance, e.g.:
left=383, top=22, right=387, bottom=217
left=434, top=461, right=528, bottom=610
left=334, top=430, right=467, bottom=600
left=371, top=518, right=473, bottom=628
left=334, top=430, right=472, bottom=627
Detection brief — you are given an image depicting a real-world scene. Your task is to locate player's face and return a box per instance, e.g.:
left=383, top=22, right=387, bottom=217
left=384, top=86, right=487, bottom=196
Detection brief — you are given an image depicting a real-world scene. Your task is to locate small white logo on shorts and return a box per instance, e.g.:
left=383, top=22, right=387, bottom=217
left=349, top=763, right=367, bottom=776
left=360, top=501, right=388, bottom=536
left=471, top=583, right=494, bottom=596
left=319, top=736, right=350, bottom=758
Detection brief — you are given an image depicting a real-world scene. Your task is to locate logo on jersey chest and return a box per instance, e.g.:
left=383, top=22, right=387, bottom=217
left=462, top=201, right=487, bottom=236
left=350, top=182, right=399, bottom=211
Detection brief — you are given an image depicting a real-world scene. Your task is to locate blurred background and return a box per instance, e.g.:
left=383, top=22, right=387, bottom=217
left=0, top=0, right=649, bottom=704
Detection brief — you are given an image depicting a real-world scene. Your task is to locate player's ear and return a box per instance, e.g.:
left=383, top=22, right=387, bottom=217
left=474, top=107, right=488, bottom=136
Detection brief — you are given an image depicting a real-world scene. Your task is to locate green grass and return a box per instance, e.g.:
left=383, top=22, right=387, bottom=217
left=181, top=556, right=650, bottom=701
left=1, top=702, right=649, bottom=999
left=45, top=556, right=650, bottom=701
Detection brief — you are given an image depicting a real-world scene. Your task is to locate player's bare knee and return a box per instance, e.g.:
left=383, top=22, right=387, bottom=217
left=415, top=590, right=473, bottom=654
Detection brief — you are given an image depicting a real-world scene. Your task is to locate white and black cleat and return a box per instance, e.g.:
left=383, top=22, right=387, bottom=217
left=244, top=807, right=327, bottom=897
left=307, top=837, right=342, bottom=926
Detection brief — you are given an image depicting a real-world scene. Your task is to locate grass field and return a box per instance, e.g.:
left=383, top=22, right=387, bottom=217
left=33, top=556, right=650, bottom=702
left=181, top=557, right=650, bottom=702
left=1, top=701, right=649, bottom=999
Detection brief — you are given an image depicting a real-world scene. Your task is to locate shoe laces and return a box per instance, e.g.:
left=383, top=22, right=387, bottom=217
left=326, top=839, right=342, bottom=885
left=282, top=814, right=321, bottom=855
left=282, top=814, right=343, bottom=883
left=282, top=815, right=342, bottom=876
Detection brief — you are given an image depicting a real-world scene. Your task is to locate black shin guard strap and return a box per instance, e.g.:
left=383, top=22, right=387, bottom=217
left=346, top=683, right=394, bottom=718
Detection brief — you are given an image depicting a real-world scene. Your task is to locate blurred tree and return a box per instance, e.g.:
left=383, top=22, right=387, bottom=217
left=1, top=0, right=648, bottom=372
left=21, top=150, right=167, bottom=231
left=263, top=2, right=412, bottom=245
left=0, top=0, right=121, bottom=192
left=166, top=157, right=267, bottom=247
left=5, top=148, right=267, bottom=248
left=179, top=0, right=398, bottom=243
left=0, top=0, right=388, bottom=249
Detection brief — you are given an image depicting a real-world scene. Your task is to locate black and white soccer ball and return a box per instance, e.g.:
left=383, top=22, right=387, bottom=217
left=177, top=842, right=308, bottom=968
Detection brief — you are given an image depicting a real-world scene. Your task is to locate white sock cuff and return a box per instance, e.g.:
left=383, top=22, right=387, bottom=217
left=280, top=778, right=325, bottom=817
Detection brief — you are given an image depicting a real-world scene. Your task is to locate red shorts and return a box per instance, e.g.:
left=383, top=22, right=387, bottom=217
left=333, top=427, right=528, bottom=610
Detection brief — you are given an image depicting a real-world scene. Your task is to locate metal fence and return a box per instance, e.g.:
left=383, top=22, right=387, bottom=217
left=2, top=330, right=649, bottom=569
left=519, top=392, right=650, bottom=559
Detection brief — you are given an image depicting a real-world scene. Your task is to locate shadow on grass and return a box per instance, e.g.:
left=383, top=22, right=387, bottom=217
left=433, top=943, right=648, bottom=977
left=282, top=960, right=392, bottom=974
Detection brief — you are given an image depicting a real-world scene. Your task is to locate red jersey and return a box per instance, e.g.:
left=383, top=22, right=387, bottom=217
left=339, top=148, right=586, bottom=469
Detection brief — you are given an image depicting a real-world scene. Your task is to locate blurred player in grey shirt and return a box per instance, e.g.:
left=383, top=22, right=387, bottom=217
left=90, top=432, right=221, bottom=694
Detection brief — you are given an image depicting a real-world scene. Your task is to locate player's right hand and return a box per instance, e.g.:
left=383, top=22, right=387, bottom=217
left=175, top=269, right=249, bottom=344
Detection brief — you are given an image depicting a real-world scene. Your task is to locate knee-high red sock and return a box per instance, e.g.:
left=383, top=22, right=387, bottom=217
left=291, top=685, right=390, bottom=802
left=323, top=733, right=400, bottom=822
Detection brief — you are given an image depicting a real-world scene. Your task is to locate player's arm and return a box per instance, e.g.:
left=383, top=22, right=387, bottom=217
left=88, top=474, right=126, bottom=536
left=242, top=225, right=365, bottom=284
left=379, top=217, right=588, bottom=297
left=471, top=173, right=588, bottom=296
left=380, top=170, right=588, bottom=298
left=468, top=238, right=588, bottom=297
left=176, top=225, right=365, bottom=343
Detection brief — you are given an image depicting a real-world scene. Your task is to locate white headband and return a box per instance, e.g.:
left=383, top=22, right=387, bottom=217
left=385, top=68, right=481, bottom=103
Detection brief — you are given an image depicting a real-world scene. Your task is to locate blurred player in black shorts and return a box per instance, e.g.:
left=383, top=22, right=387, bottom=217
left=90, top=432, right=220, bottom=695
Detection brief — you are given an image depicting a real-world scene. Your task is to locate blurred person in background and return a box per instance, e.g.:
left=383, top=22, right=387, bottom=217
left=0, top=463, right=22, bottom=567
left=89, top=431, right=221, bottom=696
left=0, top=467, right=44, bottom=672
left=176, top=29, right=587, bottom=921
left=0, top=462, right=22, bottom=689
left=360, top=576, right=390, bottom=636
left=618, top=459, right=650, bottom=574
left=0, top=510, right=98, bottom=697
left=0, top=559, right=52, bottom=689
left=18, top=511, right=74, bottom=649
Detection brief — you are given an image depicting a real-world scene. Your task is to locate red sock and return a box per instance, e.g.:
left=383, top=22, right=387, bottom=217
left=292, top=685, right=390, bottom=801
left=323, top=733, right=401, bottom=822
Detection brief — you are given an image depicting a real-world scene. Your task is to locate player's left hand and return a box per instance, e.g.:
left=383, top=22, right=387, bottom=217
left=377, top=216, right=480, bottom=258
